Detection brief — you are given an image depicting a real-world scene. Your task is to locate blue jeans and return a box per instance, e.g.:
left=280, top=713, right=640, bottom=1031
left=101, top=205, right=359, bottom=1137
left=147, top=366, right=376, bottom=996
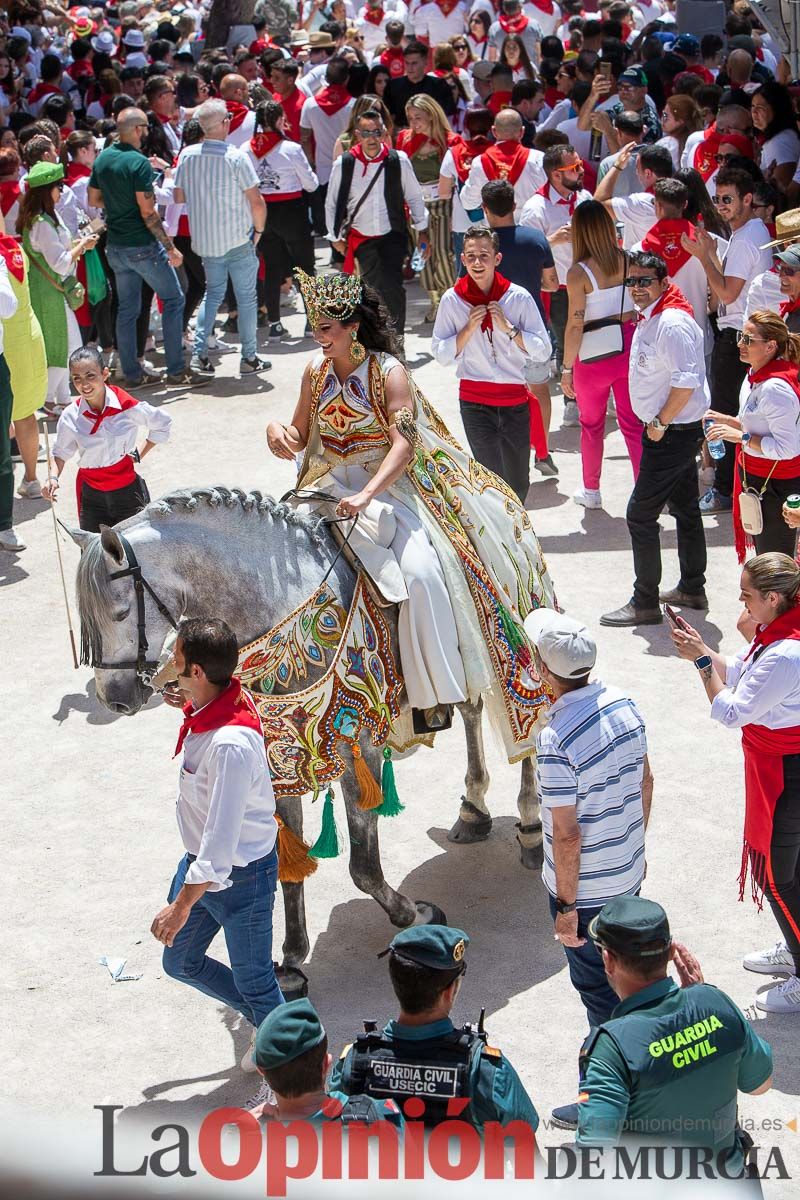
left=548, top=895, right=619, bottom=1029
left=195, top=240, right=258, bottom=360
left=162, top=849, right=284, bottom=1028
left=106, top=241, right=186, bottom=379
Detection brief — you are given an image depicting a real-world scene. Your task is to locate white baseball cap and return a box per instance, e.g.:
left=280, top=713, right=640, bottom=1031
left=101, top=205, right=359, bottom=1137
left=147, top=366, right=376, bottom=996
left=523, top=609, right=596, bottom=679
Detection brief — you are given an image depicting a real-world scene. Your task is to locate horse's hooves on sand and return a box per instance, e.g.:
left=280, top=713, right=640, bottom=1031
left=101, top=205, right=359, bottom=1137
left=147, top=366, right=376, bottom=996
left=518, top=841, right=544, bottom=871
left=276, top=965, right=309, bottom=998
left=413, top=900, right=448, bottom=926
left=447, top=814, right=492, bottom=844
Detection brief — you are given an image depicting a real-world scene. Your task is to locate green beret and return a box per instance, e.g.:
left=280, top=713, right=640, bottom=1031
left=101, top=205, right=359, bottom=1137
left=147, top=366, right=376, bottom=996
left=26, top=161, right=65, bottom=190
left=254, top=999, right=326, bottom=1071
left=589, top=896, right=672, bottom=958
left=383, top=924, right=469, bottom=971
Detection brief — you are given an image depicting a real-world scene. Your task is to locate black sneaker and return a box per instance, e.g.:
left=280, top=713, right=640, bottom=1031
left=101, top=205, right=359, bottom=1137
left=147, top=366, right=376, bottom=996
left=257, top=310, right=269, bottom=328
left=269, top=321, right=287, bottom=339
left=189, top=354, right=215, bottom=376
left=240, top=355, right=272, bottom=374
left=535, top=454, right=558, bottom=477
left=222, top=314, right=238, bottom=334
left=165, top=369, right=212, bottom=388
left=551, top=1103, right=580, bottom=1131
left=120, top=374, right=163, bottom=389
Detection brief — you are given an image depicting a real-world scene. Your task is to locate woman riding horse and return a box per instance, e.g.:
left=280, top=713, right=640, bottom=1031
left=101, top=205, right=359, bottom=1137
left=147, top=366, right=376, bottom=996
left=266, top=270, right=556, bottom=760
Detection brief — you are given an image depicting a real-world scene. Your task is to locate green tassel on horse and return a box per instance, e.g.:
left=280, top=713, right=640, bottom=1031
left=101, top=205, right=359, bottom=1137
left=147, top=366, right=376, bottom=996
left=376, top=746, right=404, bottom=817
left=309, top=787, right=342, bottom=859
left=499, top=602, right=526, bottom=653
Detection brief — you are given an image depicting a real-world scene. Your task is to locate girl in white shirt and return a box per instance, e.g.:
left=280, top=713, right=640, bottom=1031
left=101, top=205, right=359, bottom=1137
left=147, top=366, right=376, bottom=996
left=751, top=83, right=800, bottom=194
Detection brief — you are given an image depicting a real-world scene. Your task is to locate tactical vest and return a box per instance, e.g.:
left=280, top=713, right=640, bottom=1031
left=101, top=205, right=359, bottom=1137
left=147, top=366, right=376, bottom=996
left=344, top=1023, right=494, bottom=1127
left=332, top=150, right=406, bottom=242
left=580, top=983, right=751, bottom=1151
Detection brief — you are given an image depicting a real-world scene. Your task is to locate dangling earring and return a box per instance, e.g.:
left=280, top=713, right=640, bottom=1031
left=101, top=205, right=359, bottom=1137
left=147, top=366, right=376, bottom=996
left=349, top=328, right=366, bottom=366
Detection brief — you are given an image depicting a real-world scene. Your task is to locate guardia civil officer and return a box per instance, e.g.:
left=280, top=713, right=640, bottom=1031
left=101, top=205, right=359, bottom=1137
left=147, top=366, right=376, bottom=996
left=577, top=897, right=773, bottom=1177
left=329, top=925, right=540, bottom=1130
left=250, top=997, right=402, bottom=1126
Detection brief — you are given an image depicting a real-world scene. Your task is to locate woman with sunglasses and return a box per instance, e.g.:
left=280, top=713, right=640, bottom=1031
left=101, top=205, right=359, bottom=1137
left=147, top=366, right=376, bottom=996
left=657, top=95, right=702, bottom=169
left=466, top=11, right=495, bottom=62
left=751, top=82, right=800, bottom=194
left=344, top=26, right=368, bottom=66
left=16, top=160, right=97, bottom=415
left=704, top=310, right=800, bottom=560
left=448, top=33, right=475, bottom=77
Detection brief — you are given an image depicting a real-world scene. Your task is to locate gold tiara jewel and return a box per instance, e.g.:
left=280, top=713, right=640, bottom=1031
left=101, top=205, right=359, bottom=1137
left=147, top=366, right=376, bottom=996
left=295, top=269, right=363, bottom=328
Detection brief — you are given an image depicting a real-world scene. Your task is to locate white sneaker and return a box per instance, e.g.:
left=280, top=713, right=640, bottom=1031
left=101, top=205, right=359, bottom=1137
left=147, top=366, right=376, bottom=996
left=0, top=527, right=26, bottom=551
left=246, top=1079, right=277, bottom=1112
left=573, top=486, right=603, bottom=510
left=240, top=1026, right=259, bottom=1073
left=207, top=334, right=236, bottom=355
left=562, top=400, right=580, bottom=427
left=743, top=940, right=794, bottom=976
left=756, top=974, right=800, bottom=1013
left=17, top=477, right=41, bottom=498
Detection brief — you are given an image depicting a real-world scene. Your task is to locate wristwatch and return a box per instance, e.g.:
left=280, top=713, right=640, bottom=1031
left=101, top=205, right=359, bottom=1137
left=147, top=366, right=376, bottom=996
left=694, top=654, right=712, bottom=671
left=741, top=431, right=751, bottom=445
left=507, top=325, right=519, bottom=340
left=649, top=416, right=668, bottom=432
left=555, top=898, right=577, bottom=914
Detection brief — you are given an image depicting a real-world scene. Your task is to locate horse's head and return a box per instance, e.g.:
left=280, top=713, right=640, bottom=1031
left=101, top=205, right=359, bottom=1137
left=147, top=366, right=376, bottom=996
left=71, top=524, right=177, bottom=715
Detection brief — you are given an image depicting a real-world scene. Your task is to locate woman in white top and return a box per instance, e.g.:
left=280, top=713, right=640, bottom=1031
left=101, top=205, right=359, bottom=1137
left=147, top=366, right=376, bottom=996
left=671, top=553, right=800, bottom=1016
left=247, top=101, right=319, bottom=338
left=751, top=83, right=800, bottom=194
left=562, top=199, right=642, bottom=510
left=657, top=94, right=702, bottom=170
left=466, top=10, right=495, bottom=61
left=704, top=310, right=800, bottom=560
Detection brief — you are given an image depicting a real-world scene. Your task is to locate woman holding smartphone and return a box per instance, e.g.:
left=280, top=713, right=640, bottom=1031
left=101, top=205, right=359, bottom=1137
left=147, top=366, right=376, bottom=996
left=671, top=552, right=800, bottom=1016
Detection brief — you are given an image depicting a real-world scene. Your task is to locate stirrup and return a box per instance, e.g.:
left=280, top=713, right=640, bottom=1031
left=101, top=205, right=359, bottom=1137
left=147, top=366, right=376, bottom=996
left=412, top=704, right=454, bottom=734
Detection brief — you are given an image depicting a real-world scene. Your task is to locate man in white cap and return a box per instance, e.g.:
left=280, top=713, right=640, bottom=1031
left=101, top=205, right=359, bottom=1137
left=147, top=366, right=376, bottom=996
left=523, top=607, right=653, bottom=1133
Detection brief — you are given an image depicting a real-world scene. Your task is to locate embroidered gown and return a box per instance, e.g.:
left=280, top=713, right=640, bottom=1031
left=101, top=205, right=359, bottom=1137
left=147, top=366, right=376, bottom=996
left=296, top=351, right=557, bottom=762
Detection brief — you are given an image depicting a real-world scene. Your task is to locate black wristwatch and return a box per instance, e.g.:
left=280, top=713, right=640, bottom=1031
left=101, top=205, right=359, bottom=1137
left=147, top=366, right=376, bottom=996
left=555, top=898, right=577, bottom=915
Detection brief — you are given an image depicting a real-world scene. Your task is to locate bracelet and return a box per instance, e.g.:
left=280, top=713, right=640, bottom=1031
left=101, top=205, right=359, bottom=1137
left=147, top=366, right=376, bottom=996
left=562, top=367, right=573, bottom=374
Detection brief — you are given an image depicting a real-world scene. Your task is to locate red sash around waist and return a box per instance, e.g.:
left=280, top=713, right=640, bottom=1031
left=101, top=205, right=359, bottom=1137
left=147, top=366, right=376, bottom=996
left=459, top=380, right=528, bottom=406
left=75, top=456, right=137, bottom=515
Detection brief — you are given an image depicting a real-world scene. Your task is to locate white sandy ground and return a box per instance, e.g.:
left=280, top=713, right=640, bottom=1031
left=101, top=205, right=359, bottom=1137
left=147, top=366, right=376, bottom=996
left=2, top=269, right=799, bottom=1198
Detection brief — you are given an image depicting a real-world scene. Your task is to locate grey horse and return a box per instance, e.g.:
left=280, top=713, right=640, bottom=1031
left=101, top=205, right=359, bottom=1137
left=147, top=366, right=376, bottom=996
left=72, top=487, right=543, bottom=991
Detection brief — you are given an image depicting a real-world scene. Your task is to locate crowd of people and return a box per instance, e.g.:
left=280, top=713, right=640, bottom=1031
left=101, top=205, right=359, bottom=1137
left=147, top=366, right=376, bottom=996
left=4, top=0, right=800, bottom=1175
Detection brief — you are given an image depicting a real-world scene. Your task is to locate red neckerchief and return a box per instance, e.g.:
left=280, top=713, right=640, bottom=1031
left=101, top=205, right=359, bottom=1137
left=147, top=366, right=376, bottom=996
left=434, top=0, right=460, bottom=15
left=451, top=134, right=491, bottom=182
left=350, top=141, right=389, bottom=176
left=536, top=181, right=579, bottom=215
left=174, top=679, right=263, bottom=758
left=693, top=123, right=721, bottom=182
left=453, top=269, right=511, bottom=338
left=685, top=64, right=714, bottom=84
left=249, top=131, right=283, bottom=159
left=499, top=12, right=529, bottom=33
left=486, top=90, right=513, bottom=116
left=0, top=179, right=20, bottom=217
left=80, top=385, right=138, bottom=435
left=225, top=100, right=251, bottom=132
left=738, top=603, right=800, bottom=905
left=380, top=46, right=405, bottom=76
left=396, top=129, right=429, bottom=157
left=781, top=296, right=800, bottom=317
left=746, top=356, right=800, bottom=403
left=27, top=81, right=60, bottom=106
left=363, top=4, right=385, bottom=23
left=543, top=85, right=564, bottom=107
left=647, top=282, right=695, bottom=319
left=315, top=83, right=352, bottom=116
left=641, top=218, right=696, bottom=276
left=528, top=0, right=554, bottom=12
left=0, top=232, right=24, bottom=282
left=482, top=139, right=528, bottom=184
left=65, top=161, right=91, bottom=187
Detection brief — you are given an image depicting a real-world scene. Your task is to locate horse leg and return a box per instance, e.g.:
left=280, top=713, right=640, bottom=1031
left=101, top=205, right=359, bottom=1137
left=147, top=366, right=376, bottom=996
left=516, top=756, right=543, bottom=871
left=274, top=795, right=311, bottom=998
left=341, top=742, right=443, bottom=928
left=448, top=696, right=493, bottom=844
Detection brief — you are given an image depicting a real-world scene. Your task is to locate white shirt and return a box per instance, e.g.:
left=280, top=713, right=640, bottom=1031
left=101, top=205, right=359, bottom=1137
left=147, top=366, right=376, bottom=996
left=656, top=133, right=681, bottom=170
left=0, top=257, right=18, bottom=354
left=459, top=146, right=545, bottom=218
left=414, top=0, right=468, bottom=45
left=326, top=150, right=428, bottom=240
left=439, top=147, right=471, bottom=233
left=555, top=117, right=595, bottom=162
left=175, top=139, right=260, bottom=258
left=631, top=232, right=711, bottom=350
left=178, top=721, right=277, bottom=891
left=225, top=108, right=257, bottom=149
left=717, top=218, right=772, bottom=332
left=356, top=6, right=392, bottom=53
left=628, top=303, right=709, bottom=424
left=431, top=280, right=551, bottom=382
left=245, top=137, right=319, bottom=197
left=681, top=129, right=705, bottom=170
left=519, top=184, right=592, bottom=284
left=738, top=374, right=800, bottom=461
left=488, top=15, right=542, bottom=60
left=538, top=97, right=572, bottom=132
left=761, top=129, right=800, bottom=175
left=711, top=640, right=800, bottom=730
left=300, top=93, right=356, bottom=185
left=29, top=213, right=76, bottom=278
left=298, top=61, right=329, bottom=99
left=745, top=269, right=783, bottom=319
left=610, top=192, right=656, bottom=249
left=52, top=386, right=172, bottom=467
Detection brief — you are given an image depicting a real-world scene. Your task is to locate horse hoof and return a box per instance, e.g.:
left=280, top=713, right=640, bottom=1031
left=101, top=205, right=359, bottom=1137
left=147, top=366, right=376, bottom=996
left=447, top=815, right=492, bottom=844
left=518, top=841, right=543, bottom=870
left=413, top=900, right=448, bottom=926
left=275, top=964, right=309, bottom=999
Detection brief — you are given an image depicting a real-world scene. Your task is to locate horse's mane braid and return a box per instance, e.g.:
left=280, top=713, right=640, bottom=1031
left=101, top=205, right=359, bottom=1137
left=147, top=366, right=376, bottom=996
left=146, top=486, right=328, bottom=545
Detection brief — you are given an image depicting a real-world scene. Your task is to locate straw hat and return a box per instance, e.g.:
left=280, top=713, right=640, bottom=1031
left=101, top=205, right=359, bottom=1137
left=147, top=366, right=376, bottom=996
left=761, top=207, right=800, bottom=248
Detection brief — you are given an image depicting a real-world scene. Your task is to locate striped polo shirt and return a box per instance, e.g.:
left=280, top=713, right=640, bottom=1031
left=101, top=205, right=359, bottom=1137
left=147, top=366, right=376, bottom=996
left=174, top=139, right=259, bottom=258
left=536, top=681, right=648, bottom=908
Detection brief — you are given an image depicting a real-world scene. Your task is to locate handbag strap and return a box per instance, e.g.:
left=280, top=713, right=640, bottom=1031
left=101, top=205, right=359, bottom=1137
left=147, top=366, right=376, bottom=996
left=26, top=247, right=69, bottom=294
left=741, top=452, right=780, bottom=496
left=342, top=154, right=388, bottom=232
left=617, top=250, right=627, bottom=323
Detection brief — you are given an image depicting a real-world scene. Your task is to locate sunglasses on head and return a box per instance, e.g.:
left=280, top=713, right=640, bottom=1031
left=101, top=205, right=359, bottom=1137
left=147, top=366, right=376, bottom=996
left=624, top=274, right=658, bottom=287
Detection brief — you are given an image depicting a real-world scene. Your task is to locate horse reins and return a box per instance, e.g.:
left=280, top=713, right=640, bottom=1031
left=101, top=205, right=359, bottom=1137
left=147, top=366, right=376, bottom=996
left=280, top=487, right=361, bottom=589
left=94, top=532, right=179, bottom=681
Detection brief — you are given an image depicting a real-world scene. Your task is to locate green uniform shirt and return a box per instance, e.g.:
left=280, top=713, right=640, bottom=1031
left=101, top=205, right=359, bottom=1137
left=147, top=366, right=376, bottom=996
left=577, top=978, right=773, bottom=1174
left=313, top=1089, right=404, bottom=1127
left=89, top=143, right=155, bottom=247
left=329, top=1018, right=540, bottom=1131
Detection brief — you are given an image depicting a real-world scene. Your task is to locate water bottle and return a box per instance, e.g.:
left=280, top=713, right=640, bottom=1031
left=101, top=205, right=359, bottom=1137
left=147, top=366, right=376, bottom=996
left=705, top=418, right=725, bottom=460
left=410, top=243, right=427, bottom=273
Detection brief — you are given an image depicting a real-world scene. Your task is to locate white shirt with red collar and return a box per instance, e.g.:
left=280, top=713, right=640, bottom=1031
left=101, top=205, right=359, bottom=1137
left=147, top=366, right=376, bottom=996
left=629, top=290, right=709, bottom=425
left=519, top=182, right=593, bottom=284
left=356, top=4, right=393, bottom=53
left=459, top=144, right=546, bottom=218
left=52, top=385, right=173, bottom=469
left=431, top=279, right=552, bottom=386
left=413, top=0, right=469, bottom=46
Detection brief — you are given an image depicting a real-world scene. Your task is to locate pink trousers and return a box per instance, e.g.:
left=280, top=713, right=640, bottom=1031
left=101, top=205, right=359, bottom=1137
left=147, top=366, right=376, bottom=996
left=573, top=321, right=643, bottom=491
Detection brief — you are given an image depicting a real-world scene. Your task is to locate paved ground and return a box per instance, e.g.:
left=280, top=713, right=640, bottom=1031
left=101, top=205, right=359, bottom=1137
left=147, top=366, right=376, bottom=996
left=3, top=272, right=799, bottom=1196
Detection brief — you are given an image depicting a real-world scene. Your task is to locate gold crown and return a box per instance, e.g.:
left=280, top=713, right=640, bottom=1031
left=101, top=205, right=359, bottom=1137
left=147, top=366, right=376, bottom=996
left=296, top=269, right=363, bottom=328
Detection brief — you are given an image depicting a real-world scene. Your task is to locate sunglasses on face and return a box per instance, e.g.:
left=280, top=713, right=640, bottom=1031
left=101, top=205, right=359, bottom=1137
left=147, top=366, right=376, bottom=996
left=624, top=275, right=657, bottom=287
left=453, top=42, right=467, bottom=49
left=713, top=194, right=736, bottom=206
left=775, top=261, right=800, bottom=276
left=358, top=126, right=384, bottom=137
left=713, top=153, right=736, bottom=165
left=736, top=332, right=767, bottom=346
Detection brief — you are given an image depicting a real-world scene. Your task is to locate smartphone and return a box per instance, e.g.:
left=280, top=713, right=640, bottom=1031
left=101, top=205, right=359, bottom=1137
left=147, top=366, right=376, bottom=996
left=88, top=216, right=106, bottom=234
left=664, top=604, right=689, bottom=631
left=628, top=144, right=645, bottom=156
left=599, top=61, right=612, bottom=79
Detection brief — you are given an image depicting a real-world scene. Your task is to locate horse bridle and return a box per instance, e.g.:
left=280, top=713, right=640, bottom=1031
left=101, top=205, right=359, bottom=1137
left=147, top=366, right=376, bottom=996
left=96, top=532, right=179, bottom=682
